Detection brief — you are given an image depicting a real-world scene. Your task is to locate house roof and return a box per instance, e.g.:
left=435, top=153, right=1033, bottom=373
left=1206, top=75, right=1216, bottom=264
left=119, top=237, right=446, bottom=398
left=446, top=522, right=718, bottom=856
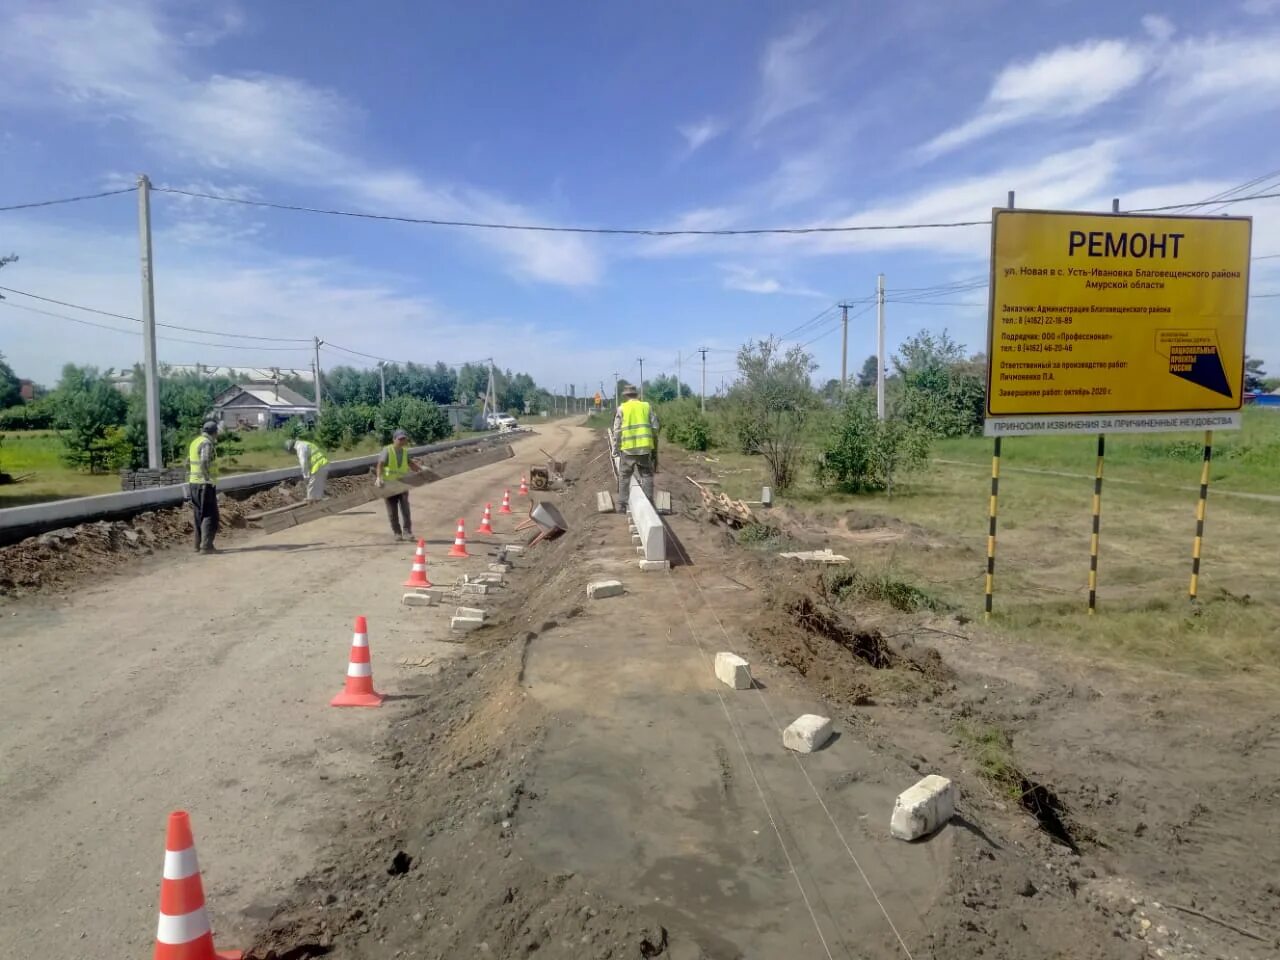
left=213, top=384, right=314, bottom=409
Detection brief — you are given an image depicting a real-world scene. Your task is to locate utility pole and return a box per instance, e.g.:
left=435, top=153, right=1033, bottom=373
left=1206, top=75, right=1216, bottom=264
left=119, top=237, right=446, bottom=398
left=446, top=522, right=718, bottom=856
left=136, top=174, right=162, bottom=468
left=698, top=347, right=708, bottom=413
left=876, top=274, right=886, bottom=420
left=378, top=361, right=387, bottom=404
left=637, top=358, right=645, bottom=399
left=313, top=336, right=324, bottom=417
left=676, top=351, right=682, bottom=398
left=839, top=302, right=850, bottom=394
left=613, top=372, right=621, bottom=408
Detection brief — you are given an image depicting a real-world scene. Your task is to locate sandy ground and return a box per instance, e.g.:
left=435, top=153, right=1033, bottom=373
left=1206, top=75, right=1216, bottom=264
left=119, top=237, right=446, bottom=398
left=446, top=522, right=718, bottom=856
left=0, top=426, right=566, bottom=958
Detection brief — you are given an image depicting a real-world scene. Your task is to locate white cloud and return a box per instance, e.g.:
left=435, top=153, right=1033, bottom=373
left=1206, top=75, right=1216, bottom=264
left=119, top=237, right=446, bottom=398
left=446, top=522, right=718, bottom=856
left=751, top=15, right=827, bottom=132
left=0, top=217, right=622, bottom=387
left=921, top=40, right=1150, bottom=157
left=1159, top=33, right=1280, bottom=105
left=678, top=117, right=725, bottom=155
left=0, top=0, right=600, bottom=287
left=720, top=264, right=821, bottom=297
left=1142, top=14, right=1176, bottom=42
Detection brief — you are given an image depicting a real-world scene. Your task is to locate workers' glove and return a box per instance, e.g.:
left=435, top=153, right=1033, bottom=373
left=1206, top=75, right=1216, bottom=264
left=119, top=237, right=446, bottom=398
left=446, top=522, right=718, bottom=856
left=374, top=477, right=385, bottom=489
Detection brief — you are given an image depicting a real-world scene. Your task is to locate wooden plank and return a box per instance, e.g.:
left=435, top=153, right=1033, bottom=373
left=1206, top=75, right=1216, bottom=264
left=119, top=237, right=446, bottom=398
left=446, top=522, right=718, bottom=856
left=251, top=444, right=514, bottom=533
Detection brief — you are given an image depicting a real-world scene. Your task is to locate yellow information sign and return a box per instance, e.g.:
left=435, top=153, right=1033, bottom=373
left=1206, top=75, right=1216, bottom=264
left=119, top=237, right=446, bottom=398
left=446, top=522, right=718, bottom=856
left=986, top=209, right=1251, bottom=434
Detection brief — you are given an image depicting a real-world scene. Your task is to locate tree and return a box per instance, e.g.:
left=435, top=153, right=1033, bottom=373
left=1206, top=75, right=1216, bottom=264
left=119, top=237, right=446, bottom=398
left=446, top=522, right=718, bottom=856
left=53, top=365, right=129, bottom=473
left=644, top=374, right=691, bottom=404
left=724, top=338, right=817, bottom=490
left=1244, top=356, right=1267, bottom=393
left=893, top=330, right=985, bottom=438
left=0, top=351, right=21, bottom=410
left=855, top=354, right=878, bottom=391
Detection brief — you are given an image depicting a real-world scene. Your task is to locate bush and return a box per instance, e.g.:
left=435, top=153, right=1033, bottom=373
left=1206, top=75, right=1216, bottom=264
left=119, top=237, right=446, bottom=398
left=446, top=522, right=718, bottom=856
left=816, top=392, right=931, bottom=494
left=0, top=397, right=57, bottom=431
left=661, top=397, right=711, bottom=451
left=376, top=396, right=452, bottom=445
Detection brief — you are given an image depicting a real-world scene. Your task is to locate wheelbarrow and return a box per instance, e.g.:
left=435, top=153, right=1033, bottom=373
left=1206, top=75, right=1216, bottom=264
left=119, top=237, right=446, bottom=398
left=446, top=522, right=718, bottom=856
left=513, top=500, right=568, bottom=547
left=529, top=448, right=566, bottom=490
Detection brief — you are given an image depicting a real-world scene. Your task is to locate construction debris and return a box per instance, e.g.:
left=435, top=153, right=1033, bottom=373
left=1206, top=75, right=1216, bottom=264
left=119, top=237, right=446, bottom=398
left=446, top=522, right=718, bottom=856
left=587, top=579, right=625, bottom=600
left=714, top=652, right=752, bottom=690
left=778, top=548, right=850, bottom=564
left=686, top=477, right=757, bottom=528
left=891, top=775, right=957, bottom=841
left=783, top=714, right=834, bottom=754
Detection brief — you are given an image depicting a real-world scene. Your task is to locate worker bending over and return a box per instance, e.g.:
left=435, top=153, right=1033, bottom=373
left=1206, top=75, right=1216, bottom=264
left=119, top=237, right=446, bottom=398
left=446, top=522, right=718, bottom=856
left=611, top=383, right=659, bottom=513
left=375, top=429, right=421, bottom=541
left=285, top=437, right=330, bottom=501
left=187, top=420, right=221, bottom=554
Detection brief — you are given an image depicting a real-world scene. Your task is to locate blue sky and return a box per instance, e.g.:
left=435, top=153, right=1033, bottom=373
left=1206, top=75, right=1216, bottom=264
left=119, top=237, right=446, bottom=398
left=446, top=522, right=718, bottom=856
left=2, top=0, right=1279, bottom=392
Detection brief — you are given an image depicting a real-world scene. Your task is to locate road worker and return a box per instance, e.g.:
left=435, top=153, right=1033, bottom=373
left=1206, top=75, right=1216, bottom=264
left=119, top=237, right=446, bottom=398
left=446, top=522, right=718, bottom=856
left=374, top=428, right=421, bottom=541
left=187, top=420, right=221, bottom=554
left=285, top=437, right=330, bottom=501
left=611, top=383, right=659, bottom=512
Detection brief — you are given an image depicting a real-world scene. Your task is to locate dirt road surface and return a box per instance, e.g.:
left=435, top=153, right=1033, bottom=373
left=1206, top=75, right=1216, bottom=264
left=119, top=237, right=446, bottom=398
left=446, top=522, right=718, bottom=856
left=0, top=425, right=572, bottom=958
left=4, top=419, right=1277, bottom=959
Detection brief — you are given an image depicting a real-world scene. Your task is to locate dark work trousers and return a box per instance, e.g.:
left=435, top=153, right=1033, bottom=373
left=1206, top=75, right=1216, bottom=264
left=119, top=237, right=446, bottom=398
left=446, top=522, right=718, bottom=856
left=385, top=491, right=413, bottom=537
left=190, top=483, right=220, bottom=550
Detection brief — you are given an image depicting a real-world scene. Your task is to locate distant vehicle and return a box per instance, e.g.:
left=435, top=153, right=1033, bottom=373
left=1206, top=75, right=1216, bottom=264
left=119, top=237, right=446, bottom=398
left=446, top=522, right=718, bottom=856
left=486, top=413, right=518, bottom=429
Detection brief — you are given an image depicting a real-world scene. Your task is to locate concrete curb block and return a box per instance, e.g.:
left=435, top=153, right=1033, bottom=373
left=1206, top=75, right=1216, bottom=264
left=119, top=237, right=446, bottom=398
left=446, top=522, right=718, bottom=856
left=587, top=579, right=625, bottom=600
left=596, top=491, right=615, bottom=513
left=638, top=559, right=670, bottom=572
left=714, top=652, right=752, bottom=690
left=891, top=775, right=957, bottom=841
left=783, top=715, right=834, bottom=754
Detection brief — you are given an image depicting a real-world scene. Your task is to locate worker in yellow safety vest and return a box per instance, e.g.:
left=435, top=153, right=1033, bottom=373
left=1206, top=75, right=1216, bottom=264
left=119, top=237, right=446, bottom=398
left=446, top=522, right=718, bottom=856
left=610, top=383, right=660, bottom=513
left=187, top=420, right=221, bottom=554
left=374, top=428, right=422, bottom=541
left=285, top=437, right=330, bottom=501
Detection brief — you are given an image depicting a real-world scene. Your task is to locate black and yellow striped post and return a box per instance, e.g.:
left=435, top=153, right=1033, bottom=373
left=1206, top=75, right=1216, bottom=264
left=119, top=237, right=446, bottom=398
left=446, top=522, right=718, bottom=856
left=984, top=437, right=1001, bottom=619
left=1189, top=430, right=1214, bottom=603
left=1087, top=435, right=1105, bottom=614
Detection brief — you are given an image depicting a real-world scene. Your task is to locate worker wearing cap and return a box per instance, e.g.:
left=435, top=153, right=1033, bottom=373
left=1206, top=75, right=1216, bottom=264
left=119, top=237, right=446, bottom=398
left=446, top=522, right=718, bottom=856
left=374, top=429, right=421, bottom=541
left=187, top=420, right=221, bottom=554
left=611, top=383, right=659, bottom=512
left=285, top=437, right=330, bottom=501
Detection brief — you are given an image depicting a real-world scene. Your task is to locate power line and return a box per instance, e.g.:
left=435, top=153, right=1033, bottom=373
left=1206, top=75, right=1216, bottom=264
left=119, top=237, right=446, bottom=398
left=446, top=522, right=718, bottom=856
left=0, top=300, right=310, bottom=351
left=0, top=185, right=137, bottom=213
left=156, top=186, right=991, bottom=236
left=0, top=285, right=313, bottom=342
left=154, top=184, right=1280, bottom=234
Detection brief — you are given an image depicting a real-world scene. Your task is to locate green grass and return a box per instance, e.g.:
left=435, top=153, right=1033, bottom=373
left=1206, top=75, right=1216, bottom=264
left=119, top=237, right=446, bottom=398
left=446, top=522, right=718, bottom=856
left=0, top=431, right=119, bottom=505
left=953, top=719, right=1022, bottom=797
left=685, top=412, right=1280, bottom=676
left=931, top=406, right=1280, bottom=495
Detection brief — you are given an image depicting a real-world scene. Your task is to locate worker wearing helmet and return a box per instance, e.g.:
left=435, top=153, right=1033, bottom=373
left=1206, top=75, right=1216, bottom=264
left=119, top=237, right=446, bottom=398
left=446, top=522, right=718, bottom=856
left=187, top=420, right=221, bottom=554
left=285, top=437, right=330, bottom=501
left=611, top=383, right=659, bottom=512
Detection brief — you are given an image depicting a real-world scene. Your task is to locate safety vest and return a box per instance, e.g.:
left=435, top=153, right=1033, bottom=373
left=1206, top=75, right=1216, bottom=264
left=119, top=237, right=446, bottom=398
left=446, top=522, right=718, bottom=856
left=299, top=440, right=329, bottom=475
left=187, top=435, right=218, bottom=485
left=382, top=444, right=410, bottom=481
left=619, top=400, right=655, bottom=453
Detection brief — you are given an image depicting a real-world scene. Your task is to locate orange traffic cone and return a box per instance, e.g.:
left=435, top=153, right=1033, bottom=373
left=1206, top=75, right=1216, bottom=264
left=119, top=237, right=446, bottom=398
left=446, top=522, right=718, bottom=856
left=153, top=811, right=241, bottom=960
left=477, top=504, right=495, bottom=535
left=499, top=490, right=513, bottom=514
left=518, top=476, right=529, bottom=496
left=331, top=616, right=383, bottom=708
left=448, top=519, right=470, bottom=558
left=403, top=539, right=432, bottom=588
